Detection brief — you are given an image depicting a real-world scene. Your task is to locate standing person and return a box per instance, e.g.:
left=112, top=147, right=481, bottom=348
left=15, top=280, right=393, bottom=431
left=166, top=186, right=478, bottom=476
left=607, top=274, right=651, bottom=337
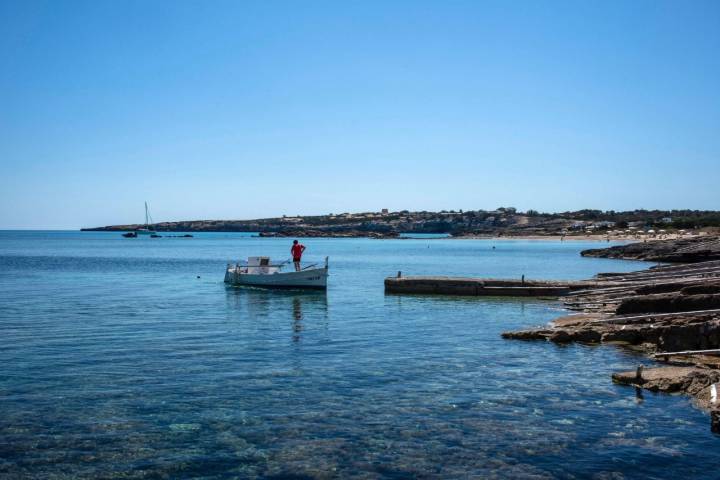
left=291, top=240, right=306, bottom=271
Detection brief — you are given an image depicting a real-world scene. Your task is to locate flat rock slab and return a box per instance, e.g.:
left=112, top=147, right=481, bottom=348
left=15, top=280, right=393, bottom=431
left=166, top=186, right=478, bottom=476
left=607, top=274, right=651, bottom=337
left=552, top=313, right=605, bottom=327
left=613, top=366, right=720, bottom=395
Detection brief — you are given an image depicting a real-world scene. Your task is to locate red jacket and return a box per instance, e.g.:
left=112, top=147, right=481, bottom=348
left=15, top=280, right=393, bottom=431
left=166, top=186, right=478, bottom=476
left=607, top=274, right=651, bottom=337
left=291, top=244, right=304, bottom=259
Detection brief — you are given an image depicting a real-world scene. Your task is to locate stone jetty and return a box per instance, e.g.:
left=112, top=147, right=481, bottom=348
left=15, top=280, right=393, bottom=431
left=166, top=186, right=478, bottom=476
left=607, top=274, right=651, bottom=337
left=503, top=235, right=720, bottom=431
left=384, top=276, right=598, bottom=297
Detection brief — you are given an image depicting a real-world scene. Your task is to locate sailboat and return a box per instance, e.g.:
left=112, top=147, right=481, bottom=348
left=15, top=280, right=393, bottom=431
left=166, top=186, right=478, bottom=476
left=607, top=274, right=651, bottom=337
left=134, top=202, right=156, bottom=235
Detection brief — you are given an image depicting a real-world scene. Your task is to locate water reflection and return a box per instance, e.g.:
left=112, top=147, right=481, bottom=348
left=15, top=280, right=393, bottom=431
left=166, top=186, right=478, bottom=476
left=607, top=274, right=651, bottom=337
left=225, top=287, right=328, bottom=344
left=385, top=291, right=554, bottom=317
left=292, top=297, right=302, bottom=342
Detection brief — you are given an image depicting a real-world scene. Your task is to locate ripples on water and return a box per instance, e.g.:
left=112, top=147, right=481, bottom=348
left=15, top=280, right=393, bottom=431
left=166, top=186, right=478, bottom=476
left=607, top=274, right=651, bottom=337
left=0, top=231, right=718, bottom=479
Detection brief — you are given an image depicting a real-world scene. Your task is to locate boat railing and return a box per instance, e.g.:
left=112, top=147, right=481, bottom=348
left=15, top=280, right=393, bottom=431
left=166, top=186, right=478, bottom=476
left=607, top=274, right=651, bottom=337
left=227, top=257, right=328, bottom=273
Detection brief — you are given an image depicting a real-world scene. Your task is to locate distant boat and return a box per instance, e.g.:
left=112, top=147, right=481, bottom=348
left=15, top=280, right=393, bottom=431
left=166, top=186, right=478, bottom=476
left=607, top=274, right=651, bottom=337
left=122, top=202, right=156, bottom=237
left=136, top=202, right=157, bottom=235
left=225, top=257, right=329, bottom=290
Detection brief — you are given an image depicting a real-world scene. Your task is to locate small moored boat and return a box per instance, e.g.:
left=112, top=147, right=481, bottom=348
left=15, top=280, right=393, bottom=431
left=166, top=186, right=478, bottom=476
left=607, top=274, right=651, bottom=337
left=136, top=202, right=156, bottom=235
left=224, top=256, right=329, bottom=290
left=121, top=202, right=156, bottom=237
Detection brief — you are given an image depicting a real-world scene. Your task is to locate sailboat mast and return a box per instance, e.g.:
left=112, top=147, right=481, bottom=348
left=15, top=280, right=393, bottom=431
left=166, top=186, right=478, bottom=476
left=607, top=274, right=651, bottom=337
left=145, top=202, right=149, bottom=228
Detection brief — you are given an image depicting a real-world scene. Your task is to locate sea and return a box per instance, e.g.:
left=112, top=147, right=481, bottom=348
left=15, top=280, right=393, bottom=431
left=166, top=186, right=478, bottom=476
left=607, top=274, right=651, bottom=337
left=1, top=231, right=719, bottom=479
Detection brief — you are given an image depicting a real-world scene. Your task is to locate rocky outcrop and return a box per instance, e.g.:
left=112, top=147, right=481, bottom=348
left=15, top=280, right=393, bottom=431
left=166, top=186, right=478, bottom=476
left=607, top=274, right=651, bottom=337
left=503, top=261, right=720, bottom=351
left=581, top=236, right=720, bottom=263
left=502, top=311, right=720, bottom=352
left=561, top=261, right=720, bottom=315
left=503, top=259, right=720, bottom=430
left=616, top=293, right=720, bottom=315
left=612, top=366, right=720, bottom=395
left=634, top=281, right=720, bottom=295
left=613, top=366, right=720, bottom=430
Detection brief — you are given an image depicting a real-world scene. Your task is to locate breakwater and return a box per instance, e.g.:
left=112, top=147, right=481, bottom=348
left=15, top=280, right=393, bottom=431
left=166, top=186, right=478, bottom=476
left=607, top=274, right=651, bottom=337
left=384, top=275, right=598, bottom=297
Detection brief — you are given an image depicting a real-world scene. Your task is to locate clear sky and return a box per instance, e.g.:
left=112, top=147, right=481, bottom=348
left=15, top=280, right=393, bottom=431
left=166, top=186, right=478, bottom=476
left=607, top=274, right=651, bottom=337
left=1, top=0, right=718, bottom=229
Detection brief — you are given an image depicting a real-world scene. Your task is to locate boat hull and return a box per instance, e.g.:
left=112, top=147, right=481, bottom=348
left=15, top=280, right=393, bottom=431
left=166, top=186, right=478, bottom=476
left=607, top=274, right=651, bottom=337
left=224, top=267, right=328, bottom=290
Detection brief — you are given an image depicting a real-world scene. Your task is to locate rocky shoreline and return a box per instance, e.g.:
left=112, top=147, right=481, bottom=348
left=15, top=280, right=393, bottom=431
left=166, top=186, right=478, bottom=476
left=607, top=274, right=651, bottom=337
left=504, top=235, right=720, bottom=432
left=581, top=235, right=720, bottom=262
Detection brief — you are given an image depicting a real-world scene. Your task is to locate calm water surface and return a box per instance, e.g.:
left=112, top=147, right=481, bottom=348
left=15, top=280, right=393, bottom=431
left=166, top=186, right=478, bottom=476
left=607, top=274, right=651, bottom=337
left=1, top=231, right=719, bottom=479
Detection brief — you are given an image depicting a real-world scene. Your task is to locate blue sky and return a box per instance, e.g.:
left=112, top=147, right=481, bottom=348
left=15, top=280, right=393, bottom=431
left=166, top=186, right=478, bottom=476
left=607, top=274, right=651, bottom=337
left=1, top=0, right=718, bottom=229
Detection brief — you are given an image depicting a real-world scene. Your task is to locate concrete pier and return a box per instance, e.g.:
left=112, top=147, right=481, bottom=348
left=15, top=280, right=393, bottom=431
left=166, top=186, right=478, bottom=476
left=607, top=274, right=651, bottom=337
left=384, top=276, right=592, bottom=297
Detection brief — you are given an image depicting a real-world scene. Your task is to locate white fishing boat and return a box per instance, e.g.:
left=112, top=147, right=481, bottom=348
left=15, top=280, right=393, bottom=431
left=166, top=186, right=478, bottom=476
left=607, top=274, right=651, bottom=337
left=224, top=256, right=329, bottom=290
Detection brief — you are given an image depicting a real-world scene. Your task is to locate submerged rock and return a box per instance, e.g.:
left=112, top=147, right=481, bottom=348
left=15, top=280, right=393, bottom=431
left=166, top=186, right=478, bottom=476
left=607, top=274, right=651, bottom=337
left=613, top=366, right=720, bottom=427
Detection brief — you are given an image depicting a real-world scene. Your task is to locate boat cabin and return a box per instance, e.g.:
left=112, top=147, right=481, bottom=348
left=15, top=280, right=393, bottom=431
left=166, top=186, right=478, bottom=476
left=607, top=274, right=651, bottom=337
left=241, top=257, right=283, bottom=275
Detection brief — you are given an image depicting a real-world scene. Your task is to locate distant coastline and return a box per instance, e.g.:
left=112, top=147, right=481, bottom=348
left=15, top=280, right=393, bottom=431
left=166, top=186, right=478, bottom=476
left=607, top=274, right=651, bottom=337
left=81, top=208, right=720, bottom=240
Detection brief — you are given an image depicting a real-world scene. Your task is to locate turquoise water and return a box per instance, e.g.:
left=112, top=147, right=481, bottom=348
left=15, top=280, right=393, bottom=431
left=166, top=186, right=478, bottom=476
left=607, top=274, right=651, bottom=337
left=1, top=231, right=718, bottom=479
